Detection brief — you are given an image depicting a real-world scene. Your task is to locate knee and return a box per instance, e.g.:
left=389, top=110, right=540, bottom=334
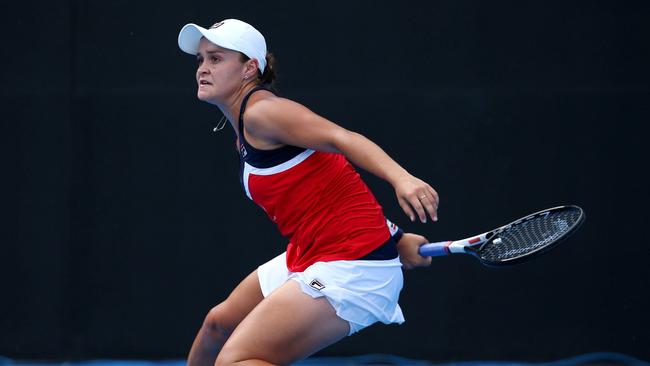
left=202, top=303, right=236, bottom=341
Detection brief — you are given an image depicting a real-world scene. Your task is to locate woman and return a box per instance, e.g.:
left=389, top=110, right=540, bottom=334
left=178, top=19, right=439, bottom=365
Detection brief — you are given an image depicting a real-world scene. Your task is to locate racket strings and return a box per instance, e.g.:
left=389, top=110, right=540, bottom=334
left=479, top=209, right=582, bottom=262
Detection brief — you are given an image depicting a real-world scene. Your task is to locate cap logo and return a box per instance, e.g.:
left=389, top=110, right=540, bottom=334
left=210, top=21, right=224, bottom=29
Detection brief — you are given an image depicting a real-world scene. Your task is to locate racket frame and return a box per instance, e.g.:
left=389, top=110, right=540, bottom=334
left=418, top=205, right=585, bottom=266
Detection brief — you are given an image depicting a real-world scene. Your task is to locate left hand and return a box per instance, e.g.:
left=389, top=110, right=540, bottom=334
left=397, top=233, right=433, bottom=270
left=393, top=174, right=439, bottom=223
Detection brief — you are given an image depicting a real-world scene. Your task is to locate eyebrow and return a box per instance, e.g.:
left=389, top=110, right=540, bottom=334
left=197, top=48, right=227, bottom=57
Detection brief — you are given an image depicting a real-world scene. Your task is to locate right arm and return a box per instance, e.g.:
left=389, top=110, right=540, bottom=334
left=387, top=218, right=432, bottom=270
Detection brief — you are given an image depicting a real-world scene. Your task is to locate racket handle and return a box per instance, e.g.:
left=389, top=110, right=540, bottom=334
left=419, top=241, right=451, bottom=257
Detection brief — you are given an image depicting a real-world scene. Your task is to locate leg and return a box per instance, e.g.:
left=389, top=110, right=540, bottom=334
left=215, top=280, right=350, bottom=366
left=187, top=270, right=265, bottom=366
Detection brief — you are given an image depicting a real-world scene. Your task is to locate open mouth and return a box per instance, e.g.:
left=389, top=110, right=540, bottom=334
left=199, top=80, right=212, bottom=86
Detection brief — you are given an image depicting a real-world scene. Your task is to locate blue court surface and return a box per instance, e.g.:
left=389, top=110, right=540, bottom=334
left=1, top=353, right=648, bottom=366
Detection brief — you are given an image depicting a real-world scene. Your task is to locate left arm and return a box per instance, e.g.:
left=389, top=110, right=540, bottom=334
left=246, top=98, right=439, bottom=223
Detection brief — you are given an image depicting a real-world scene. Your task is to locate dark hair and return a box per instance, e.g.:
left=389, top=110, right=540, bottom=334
left=239, top=52, right=277, bottom=86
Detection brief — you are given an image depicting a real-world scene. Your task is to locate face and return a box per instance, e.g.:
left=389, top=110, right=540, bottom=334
left=195, top=38, right=249, bottom=104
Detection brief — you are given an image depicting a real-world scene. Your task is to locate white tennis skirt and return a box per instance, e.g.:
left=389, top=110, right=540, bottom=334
left=257, top=252, right=405, bottom=335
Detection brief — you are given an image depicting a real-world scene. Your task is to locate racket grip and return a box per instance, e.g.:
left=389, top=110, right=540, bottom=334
left=419, top=242, right=451, bottom=257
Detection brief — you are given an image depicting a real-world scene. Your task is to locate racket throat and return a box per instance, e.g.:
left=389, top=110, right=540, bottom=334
left=477, top=231, right=496, bottom=252
left=448, top=236, right=486, bottom=254
left=455, top=233, right=492, bottom=254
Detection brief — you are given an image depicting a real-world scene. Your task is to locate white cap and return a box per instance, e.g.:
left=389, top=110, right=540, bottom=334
left=178, top=19, right=267, bottom=73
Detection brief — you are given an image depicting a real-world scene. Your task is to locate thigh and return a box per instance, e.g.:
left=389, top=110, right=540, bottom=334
left=214, top=269, right=265, bottom=328
left=217, top=280, right=350, bottom=365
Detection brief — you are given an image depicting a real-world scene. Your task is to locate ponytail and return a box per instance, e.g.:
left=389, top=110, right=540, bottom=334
left=259, top=52, right=277, bottom=86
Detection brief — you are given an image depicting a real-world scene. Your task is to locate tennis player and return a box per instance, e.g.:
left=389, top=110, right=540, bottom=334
left=178, top=19, right=439, bottom=366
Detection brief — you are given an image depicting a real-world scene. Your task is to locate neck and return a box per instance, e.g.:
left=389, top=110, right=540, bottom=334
left=214, top=82, right=260, bottom=133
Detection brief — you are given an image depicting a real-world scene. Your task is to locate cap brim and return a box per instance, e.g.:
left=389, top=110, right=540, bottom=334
left=178, top=23, right=206, bottom=55
left=178, top=23, right=243, bottom=56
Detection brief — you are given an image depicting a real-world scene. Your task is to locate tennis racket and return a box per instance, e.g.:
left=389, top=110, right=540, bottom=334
left=418, top=205, right=585, bottom=266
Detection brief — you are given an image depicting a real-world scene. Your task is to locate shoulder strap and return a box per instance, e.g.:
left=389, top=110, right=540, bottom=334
left=238, top=86, right=268, bottom=137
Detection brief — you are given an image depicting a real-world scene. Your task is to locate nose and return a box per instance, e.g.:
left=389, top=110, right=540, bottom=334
left=197, top=63, right=210, bottom=77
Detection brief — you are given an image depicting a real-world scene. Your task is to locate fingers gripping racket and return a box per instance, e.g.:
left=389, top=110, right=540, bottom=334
left=418, top=205, right=585, bottom=266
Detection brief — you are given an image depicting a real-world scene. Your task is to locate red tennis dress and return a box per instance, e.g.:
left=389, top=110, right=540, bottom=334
left=238, top=87, right=391, bottom=272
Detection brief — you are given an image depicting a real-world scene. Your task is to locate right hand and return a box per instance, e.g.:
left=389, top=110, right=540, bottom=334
left=396, top=233, right=433, bottom=270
